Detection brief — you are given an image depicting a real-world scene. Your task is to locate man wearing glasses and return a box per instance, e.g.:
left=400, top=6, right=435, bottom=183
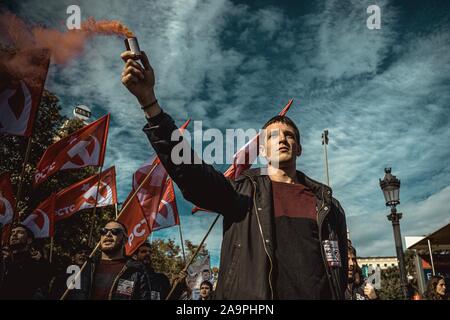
left=65, top=221, right=151, bottom=300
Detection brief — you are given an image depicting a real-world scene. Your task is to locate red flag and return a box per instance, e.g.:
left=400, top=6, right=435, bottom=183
left=118, top=195, right=150, bottom=256
left=192, top=99, right=294, bottom=213
left=34, top=114, right=110, bottom=186
left=55, top=166, right=117, bottom=221
left=22, top=193, right=56, bottom=238
left=118, top=119, right=190, bottom=256
left=0, top=48, right=50, bottom=137
left=132, top=155, right=168, bottom=225
left=132, top=119, right=190, bottom=226
left=0, top=173, right=16, bottom=227
left=153, top=179, right=180, bottom=231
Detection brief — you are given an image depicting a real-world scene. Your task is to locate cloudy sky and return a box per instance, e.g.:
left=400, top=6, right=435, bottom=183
left=4, top=0, right=450, bottom=267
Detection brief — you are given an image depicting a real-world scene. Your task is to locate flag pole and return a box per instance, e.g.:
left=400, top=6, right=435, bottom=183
left=49, top=236, right=54, bottom=263
left=14, top=136, right=33, bottom=222
left=178, top=222, right=186, bottom=264
left=60, top=241, right=101, bottom=300
left=166, top=213, right=220, bottom=300
left=87, top=166, right=104, bottom=247
left=321, top=130, right=330, bottom=186
left=114, top=203, right=118, bottom=219
left=60, top=161, right=160, bottom=300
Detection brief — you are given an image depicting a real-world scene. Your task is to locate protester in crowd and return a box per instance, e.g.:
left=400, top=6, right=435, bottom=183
left=135, top=241, right=171, bottom=300
left=201, top=268, right=212, bottom=282
left=71, top=244, right=91, bottom=267
left=63, top=221, right=150, bottom=300
left=199, top=280, right=213, bottom=300
left=424, top=275, right=448, bottom=300
left=0, top=224, right=51, bottom=299
left=120, top=48, right=348, bottom=300
left=48, top=244, right=91, bottom=299
left=346, top=244, right=378, bottom=300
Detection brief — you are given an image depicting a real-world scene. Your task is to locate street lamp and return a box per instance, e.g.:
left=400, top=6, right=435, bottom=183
left=379, top=168, right=409, bottom=299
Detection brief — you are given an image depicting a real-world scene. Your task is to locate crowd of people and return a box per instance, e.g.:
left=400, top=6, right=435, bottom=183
left=0, top=221, right=447, bottom=300
left=0, top=221, right=213, bottom=300
left=1, top=45, right=448, bottom=301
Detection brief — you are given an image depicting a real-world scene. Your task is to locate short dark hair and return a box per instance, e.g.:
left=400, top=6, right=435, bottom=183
left=262, top=115, right=300, bottom=144
left=200, top=280, right=213, bottom=290
left=104, top=220, right=128, bottom=235
left=12, top=223, right=35, bottom=241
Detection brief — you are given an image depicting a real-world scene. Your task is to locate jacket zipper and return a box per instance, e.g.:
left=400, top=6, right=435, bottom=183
left=316, top=188, right=337, bottom=299
left=317, top=187, right=344, bottom=300
left=245, top=173, right=274, bottom=300
left=107, top=264, right=128, bottom=300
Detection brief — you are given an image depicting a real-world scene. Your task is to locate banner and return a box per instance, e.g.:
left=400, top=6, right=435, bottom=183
left=34, top=114, right=110, bottom=186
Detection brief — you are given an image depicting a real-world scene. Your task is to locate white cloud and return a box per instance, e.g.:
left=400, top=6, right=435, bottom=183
left=9, top=0, right=450, bottom=263
left=348, top=186, right=450, bottom=256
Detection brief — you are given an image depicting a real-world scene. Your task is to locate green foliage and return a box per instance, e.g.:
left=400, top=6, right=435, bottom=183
left=0, top=89, right=114, bottom=270
left=149, top=238, right=184, bottom=281
left=1, top=85, right=216, bottom=282
left=149, top=238, right=213, bottom=281
left=378, top=250, right=418, bottom=300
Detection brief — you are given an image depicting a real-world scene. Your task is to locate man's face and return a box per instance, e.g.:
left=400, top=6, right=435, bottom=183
left=348, top=251, right=357, bottom=282
left=200, top=284, right=211, bottom=299
left=100, top=222, right=125, bottom=253
left=436, top=279, right=446, bottom=296
left=10, top=226, right=31, bottom=248
left=202, top=270, right=211, bottom=281
left=136, top=245, right=152, bottom=265
left=261, top=122, right=300, bottom=167
left=187, top=277, right=196, bottom=289
left=73, top=250, right=90, bottom=266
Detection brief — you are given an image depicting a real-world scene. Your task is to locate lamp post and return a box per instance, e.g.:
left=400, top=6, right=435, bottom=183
left=321, top=130, right=330, bottom=186
left=379, top=168, right=409, bottom=299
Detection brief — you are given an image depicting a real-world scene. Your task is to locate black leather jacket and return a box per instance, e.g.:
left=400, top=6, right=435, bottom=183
left=65, top=258, right=151, bottom=300
left=144, top=111, right=348, bottom=300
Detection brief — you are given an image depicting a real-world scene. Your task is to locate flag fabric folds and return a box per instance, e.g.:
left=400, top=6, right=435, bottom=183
left=34, top=114, right=110, bottom=186
left=22, top=193, right=56, bottom=238
left=54, top=166, right=117, bottom=221
left=0, top=48, right=51, bottom=137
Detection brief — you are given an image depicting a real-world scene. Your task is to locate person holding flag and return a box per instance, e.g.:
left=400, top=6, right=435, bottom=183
left=120, top=50, right=348, bottom=300
left=346, top=243, right=378, bottom=300
left=63, top=220, right=150, bottom=300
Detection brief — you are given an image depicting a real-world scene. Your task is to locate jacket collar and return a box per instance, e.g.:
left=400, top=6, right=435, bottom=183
left=241, top=167, right=332, bottom=199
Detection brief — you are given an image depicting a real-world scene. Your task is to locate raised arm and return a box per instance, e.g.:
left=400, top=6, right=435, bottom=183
left=120, top=50, right=243, bottom=215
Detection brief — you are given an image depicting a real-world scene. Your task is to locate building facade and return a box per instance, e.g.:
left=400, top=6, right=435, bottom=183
left=358, top=256, right=398, bottom=270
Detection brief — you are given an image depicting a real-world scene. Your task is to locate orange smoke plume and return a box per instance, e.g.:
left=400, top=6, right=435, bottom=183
left=0, top=11, right=134, bottom=65
left=82, top=18, right=134, bottom=38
